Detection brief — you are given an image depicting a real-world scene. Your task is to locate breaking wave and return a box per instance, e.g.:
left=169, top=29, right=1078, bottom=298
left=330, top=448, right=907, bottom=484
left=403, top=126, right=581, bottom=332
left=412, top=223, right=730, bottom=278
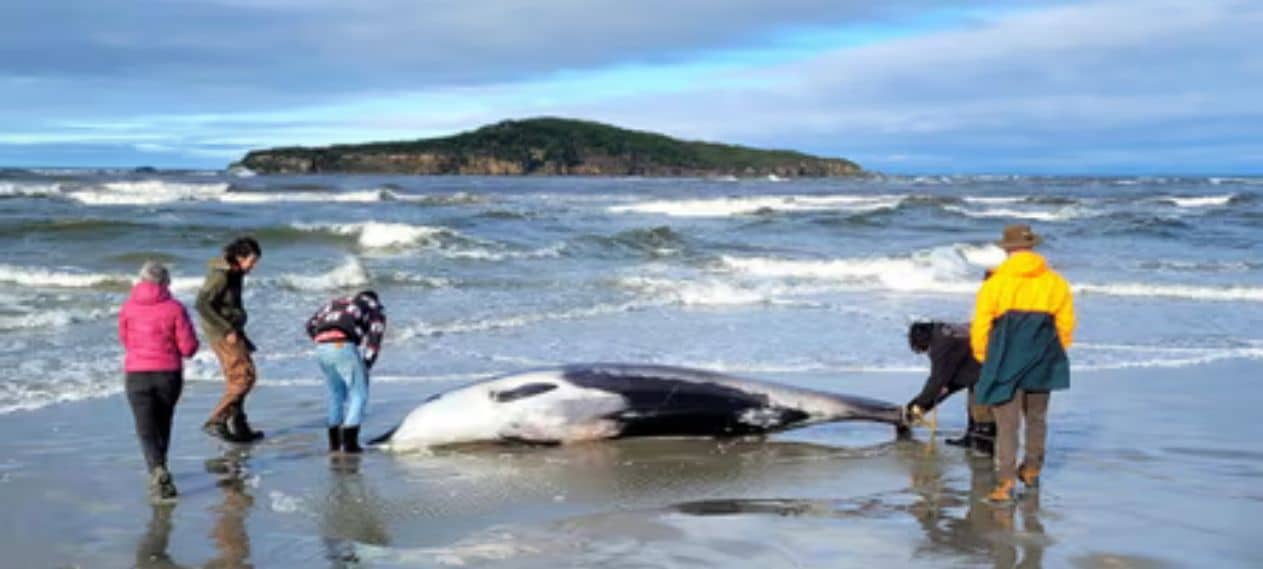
left=1156, top=194, right=1235, bottom=208
left=274, top=257, right=372, bottom=291
left=0, top=307, right=112, bottom=331
left=293, top=222, right=454, bottom=249
left=717, top=244, right=1005, bottom=295
left=608, top=195, right=904, bottom=217
left=68, top=181, right=230, bottom=205
left=943, top=204, right=1091, bottom=222
left=398, top=301, right=652, bottom=339
left=1075, top=282, right=1263, bottom=302
left=0, top=264, right=130, bottom=289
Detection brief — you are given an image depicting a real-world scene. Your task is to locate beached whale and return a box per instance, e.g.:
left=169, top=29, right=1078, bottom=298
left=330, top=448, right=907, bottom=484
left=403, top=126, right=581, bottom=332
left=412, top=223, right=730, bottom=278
left=371, top=363, right=909, bottom=451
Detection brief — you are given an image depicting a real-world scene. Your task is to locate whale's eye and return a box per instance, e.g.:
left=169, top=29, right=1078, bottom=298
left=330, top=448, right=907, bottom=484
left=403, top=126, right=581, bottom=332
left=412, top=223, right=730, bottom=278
left=490, top=382, right=558, bottom=403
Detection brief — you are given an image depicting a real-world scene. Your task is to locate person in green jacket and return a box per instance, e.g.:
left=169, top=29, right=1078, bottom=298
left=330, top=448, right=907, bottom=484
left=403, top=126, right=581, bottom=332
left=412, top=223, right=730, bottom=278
left=198, top=237, right=264, bottom=443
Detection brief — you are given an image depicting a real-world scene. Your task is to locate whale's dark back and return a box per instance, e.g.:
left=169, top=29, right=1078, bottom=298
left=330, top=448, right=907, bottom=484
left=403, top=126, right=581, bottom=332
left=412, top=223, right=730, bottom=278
left=563, top=364, right=812, bottom=437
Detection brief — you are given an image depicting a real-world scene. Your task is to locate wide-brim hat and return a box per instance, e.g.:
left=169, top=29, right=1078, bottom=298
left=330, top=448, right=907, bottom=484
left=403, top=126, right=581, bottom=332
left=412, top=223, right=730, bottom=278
left=996, top=224, right=1042, bottom=250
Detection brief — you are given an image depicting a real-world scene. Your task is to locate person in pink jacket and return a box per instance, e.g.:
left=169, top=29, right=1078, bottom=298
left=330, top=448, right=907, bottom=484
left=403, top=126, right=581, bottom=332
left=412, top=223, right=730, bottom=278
left=119, top=261, right=199, bottom=501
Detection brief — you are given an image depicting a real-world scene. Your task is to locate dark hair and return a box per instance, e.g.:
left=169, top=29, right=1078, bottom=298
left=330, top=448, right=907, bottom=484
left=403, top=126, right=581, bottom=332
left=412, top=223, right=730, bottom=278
left=223, top=236, right=262, bottom=263
left=356, top=290, right=380, bottom=303
left=908, top=321, right=935, bottom=353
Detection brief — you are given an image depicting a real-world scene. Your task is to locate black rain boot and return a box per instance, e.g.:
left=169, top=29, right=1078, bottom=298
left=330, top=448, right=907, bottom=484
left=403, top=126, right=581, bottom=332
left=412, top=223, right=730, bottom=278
left=227, top=405, right=264, bottom=443
left=972, top=422, right=996, bottom=457
left=945, top=416, right=975, bottom=447
left=341, top=426, right=362, bottom=454
left=327, top=427, right=342, bottom=453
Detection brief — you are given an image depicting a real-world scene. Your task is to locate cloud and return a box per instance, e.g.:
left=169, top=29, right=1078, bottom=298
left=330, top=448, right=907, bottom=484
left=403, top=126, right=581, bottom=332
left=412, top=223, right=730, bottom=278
left=561, top=0, right=1263, bottom=172
left=2, top=0, right=1260, bottom=173
left=0, top=1, right=973, bottom=111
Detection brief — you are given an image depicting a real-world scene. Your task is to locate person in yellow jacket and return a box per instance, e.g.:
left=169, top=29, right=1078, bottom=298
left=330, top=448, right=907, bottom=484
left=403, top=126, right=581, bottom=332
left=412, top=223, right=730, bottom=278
left=970, top=224, right=1075, bottom=503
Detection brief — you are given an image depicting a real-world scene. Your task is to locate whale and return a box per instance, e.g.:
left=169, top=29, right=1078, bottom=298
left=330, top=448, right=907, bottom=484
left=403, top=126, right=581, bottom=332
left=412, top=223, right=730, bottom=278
left=371, top=363, right=909, bottom=451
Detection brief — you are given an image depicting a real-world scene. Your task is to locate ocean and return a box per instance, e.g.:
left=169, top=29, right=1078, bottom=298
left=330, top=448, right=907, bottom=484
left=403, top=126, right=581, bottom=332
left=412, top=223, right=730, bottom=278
left=1, top=169, right=1261, bottom=567
left=2, top=169, right=1260, bottom=414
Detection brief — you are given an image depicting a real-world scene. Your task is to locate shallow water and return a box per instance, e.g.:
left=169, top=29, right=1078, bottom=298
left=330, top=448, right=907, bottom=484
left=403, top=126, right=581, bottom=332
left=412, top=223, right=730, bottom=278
left=2, top=171, right=1262, bottom=566
left=2, top=171, right=1263, bottom=414
left=2, top=362, right=1261, bottom=568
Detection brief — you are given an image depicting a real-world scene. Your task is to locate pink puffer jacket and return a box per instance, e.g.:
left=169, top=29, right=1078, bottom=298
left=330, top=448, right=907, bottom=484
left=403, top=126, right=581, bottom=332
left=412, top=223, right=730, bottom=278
left=118, top=281, right=200, bottom=372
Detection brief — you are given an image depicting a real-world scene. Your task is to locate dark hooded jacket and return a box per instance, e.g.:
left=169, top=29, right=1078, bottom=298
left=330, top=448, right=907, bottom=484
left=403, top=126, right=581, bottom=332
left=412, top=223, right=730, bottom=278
left=908, top=322, right=982, bottom=411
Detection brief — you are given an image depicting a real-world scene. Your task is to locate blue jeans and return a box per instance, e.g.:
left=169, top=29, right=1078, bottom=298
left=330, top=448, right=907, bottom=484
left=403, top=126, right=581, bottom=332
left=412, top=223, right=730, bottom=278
left=316, top=343, right=369, bottom=428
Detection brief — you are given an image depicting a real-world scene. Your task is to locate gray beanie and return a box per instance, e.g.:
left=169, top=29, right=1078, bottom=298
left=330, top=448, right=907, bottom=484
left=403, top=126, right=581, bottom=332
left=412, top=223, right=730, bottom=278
left=138, top=261, right=171, bottom=286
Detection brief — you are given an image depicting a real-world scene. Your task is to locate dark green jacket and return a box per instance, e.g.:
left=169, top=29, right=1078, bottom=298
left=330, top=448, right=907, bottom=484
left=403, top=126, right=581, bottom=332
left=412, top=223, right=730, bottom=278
left=196, top=258, right=247, bottom=342
left=974, top=311, right=1070, bottom=406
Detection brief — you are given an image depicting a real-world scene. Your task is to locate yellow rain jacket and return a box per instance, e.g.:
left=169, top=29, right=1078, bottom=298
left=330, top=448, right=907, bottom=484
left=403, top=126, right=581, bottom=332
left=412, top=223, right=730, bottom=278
left=970, top=251, right=1075, bottom=363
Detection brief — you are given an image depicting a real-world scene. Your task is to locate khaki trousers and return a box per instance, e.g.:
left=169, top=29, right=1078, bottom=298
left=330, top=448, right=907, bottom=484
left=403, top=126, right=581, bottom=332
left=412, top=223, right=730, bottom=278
left=207, top=337, right=257, bottom=423
left=968, top=387, right=995, bottom=423
left=991, top=389, right=1050, bottom=482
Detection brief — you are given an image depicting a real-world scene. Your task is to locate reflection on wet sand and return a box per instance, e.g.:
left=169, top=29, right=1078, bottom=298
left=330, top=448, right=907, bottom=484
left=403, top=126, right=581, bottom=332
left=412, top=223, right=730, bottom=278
left=135, top=504, right=190, bottom=569
left=903, top=441, right=1048, bottom=568
left=321, top=456, right=391, bottom=567
left=204, top=448, right=255, bottom=569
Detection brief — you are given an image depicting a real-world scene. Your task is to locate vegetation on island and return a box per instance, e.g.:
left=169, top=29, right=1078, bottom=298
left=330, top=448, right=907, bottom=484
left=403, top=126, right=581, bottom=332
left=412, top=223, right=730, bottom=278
left=239, top=118, right=863, bottom=177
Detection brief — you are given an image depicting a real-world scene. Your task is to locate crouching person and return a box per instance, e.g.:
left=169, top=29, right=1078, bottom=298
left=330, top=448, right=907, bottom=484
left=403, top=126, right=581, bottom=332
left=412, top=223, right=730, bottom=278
left=906, top=321, right=994, bottom=456
left=306, top=290, right=386, bottom=453
left=119, top=262, right=199, bottom=501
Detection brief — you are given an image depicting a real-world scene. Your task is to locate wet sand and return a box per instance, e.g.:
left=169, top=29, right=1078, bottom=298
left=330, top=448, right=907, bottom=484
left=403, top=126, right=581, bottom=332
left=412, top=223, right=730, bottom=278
left=2, top=360, right=1261, bottom=568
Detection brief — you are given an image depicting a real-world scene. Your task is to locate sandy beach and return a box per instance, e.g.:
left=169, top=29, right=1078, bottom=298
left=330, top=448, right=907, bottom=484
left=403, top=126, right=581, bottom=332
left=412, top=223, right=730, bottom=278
left=2, top=359, right=1260, bottom=568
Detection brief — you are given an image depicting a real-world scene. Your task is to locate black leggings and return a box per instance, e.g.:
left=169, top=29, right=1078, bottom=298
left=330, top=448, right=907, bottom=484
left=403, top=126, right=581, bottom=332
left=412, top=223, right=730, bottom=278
left=126, top=371, right=184, bottom=471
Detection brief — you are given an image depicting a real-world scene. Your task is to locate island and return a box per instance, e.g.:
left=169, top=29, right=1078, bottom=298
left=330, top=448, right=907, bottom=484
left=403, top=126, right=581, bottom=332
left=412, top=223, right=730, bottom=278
left=236, top=117, right=863, bottom=177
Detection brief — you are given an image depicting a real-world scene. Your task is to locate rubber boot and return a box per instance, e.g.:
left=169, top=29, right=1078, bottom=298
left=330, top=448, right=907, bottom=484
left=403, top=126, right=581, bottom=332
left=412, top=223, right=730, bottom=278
left=227, top=405, right=264, bottom=443
left=327, top=427, right=342, bottom=453
left=341, top=426, right=362, bottom=454
left=945, top=416, right=975, bottom=447
left=972, top=422, right=996, bottom=457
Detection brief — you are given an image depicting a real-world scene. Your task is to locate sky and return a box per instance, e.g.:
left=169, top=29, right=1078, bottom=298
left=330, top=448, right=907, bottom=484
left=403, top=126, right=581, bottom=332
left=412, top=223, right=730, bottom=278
left=1, top=0, right=1260, bottom=174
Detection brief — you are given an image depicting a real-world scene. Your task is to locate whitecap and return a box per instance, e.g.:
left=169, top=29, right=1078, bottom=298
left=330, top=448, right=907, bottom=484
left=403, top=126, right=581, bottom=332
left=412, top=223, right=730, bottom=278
left=1157, top=195, right=1234, bottom=208
left=0, top=308, right=112, bottom=331
left=608, top=195, right=903, bottom=217
left=716, top=243, right=994, bottom=295
left=617, top=276, right=772, bottom=306
left=943, top=204, right=1088, bottom=222
left=0, top=264, right=128, bottom=289
left=68, top=181, right=230, bottom=205
left=294, top=222, right=452, bottom=249
left=275, top=257, right=371, bottom=291
left=398, top=301, right=649, bottom=339
left=1074, top=282, right=1263, bottom=302
left=221, top=189, right=390, bottom=204
left=962, top=196, right=1026, bottom=205
left=0, top=181, right=63, bottom=198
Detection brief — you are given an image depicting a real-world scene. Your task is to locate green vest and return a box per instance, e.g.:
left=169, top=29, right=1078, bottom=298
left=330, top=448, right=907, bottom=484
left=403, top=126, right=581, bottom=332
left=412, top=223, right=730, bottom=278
left=974, top=311, right=1070, bottom=406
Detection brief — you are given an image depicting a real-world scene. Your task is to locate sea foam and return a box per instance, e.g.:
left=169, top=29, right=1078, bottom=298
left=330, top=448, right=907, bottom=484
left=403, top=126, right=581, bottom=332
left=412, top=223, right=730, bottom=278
left=294, top=222, right=452, bottom=249
left=275, top=257, right=371, bottom=291
left=608, top=195, right=903, bottom=217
